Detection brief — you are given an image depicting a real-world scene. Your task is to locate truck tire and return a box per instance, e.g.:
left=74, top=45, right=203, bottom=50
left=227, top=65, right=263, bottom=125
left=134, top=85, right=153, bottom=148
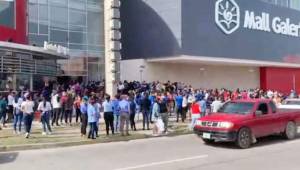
left=202, top=139, right=214, bottom=144
left=236, top=127, right=252, bottom=149
left=284, top=121, right=297, bottom=140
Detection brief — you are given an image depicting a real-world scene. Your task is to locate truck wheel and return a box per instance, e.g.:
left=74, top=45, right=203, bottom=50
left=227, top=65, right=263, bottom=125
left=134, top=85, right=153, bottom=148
left=236, top=127, right=252, bottom=149
left=203, top=139, right=214, bottom=144
left=284, top=121, right=297, bottom=140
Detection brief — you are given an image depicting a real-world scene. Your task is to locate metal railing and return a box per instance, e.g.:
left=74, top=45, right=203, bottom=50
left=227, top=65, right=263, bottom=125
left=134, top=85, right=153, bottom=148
left=0, top=55, right=61, bottom=76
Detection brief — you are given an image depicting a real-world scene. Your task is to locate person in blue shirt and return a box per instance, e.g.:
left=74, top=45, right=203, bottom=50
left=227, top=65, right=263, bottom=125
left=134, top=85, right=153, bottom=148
left=175, top=92, right=183, bottom=122
left=80, top=96, right=89, bottom=137
left=112, top=95, right=120, bottom=133
left=129, top=96, right=137, bottom=131
left=87, top=97, right=97, bottom=139
left=198, top=97, right=207, bottom=117
left=149, top=92, right=156, bottom=123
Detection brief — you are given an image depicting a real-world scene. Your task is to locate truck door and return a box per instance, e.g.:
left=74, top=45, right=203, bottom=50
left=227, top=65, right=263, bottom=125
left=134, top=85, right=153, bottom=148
left=251, top=102, right=273, bottom=137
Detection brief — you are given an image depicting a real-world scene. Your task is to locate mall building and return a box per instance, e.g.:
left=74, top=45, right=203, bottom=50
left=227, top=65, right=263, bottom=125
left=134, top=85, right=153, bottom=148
left=0, top=0, right=121, bottom=92
left=120, top=0, right=300, bottom=93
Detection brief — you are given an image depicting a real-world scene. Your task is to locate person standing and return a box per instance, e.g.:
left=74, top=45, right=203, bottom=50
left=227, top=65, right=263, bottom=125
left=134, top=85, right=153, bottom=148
left=152, top=97, right=160, bottom=135
left=112, top=95, right=120, bottom=133
left=129, top=96, right=137, bottom=131
left=60, top=91, right=68, bottom=125
left=159, top=98, right=169, bottom=134
left=74, top=95, right=82, bottom=123
left=175, top=92, right=183, bottom=122
left=103, top=95, right=114, bottom=135
left=51, top=91, right=61, bottom=126
left=190, top=100, right=201, bottom=130
left=87, top=97, right=97, bottom=139
left=94, top=98, right=101, bottom=137
left=0, top=95, right=8, bottom=130
left=182, top=94, right=188, bottom=123
left=38, top=97, right=52, bottom=135
left=21, top=93, right=35, bottom=138
left=80, top=96, right=89, bottom=137
left=13, top=92, right=23, bottom=134
left=7, top=90, right=15, bottom=123
left=64, top=91, right=74, bottom=126
left=211, top=97, right=223, bottom=113
left=141, top=93, right=151, bottom=130
left=199, top=97, right=207, bottom=117
left=118, top=95, right=130, bottom=136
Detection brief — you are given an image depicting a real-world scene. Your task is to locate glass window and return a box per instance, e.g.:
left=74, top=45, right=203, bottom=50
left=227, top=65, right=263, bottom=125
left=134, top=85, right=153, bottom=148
left=0, top=0, right=15, bottom=28
left=69, top=44, right=87, bottom=50
left=69, top=31, right=86, bottom=44
left=290, top=0, right=300, bottom=10
left=39, top=22, right=49, bottom=34
left=29, top=21, right=38, bottom=34
left=39, top=4, right=48, bottom=21
left=29, top=34, right=48, bottom=46
left=69, top=0, right=86, bottom=10
left=50, top=29, right=68, bottom=43
left=69, top=25, right=87, bottom=32
left=69, top=9, right=86, bottom=26
left=29, top=1, right=38, bottom=21
left=50, top=5, right=68, bottom=30
left=276, top=0, right=289, bottom=7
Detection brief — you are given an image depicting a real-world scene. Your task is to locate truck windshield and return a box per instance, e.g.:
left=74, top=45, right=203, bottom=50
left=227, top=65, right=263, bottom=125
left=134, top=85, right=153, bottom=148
left=218, top=102, right=254, bottom=115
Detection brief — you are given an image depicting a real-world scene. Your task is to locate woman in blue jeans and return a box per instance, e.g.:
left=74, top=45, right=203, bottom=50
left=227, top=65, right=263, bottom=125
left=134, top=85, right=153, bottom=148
left=38, top=97, right=52, bottom=135
left=13, top=92, right=23, bottom=134
left=21, top=93, right=35, bottom=138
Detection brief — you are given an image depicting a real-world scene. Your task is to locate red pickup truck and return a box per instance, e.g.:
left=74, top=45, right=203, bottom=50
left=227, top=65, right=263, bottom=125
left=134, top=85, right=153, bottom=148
left=194, top=99, right=300, bottom=149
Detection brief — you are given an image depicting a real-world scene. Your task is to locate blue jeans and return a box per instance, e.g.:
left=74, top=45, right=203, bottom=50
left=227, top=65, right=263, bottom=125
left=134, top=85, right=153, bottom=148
left=114, top=115, right=120, bottom=132
left=13, top=112, right=23, bottom=132
left=0, top=111, right=7, bottom=126
left=143, top=110, right=150, bottom=129
left=24, top=114, right=33, bottom=133
left=88, top=122, right=97, bottom=139
left=41, top=112, right=52, bottom=133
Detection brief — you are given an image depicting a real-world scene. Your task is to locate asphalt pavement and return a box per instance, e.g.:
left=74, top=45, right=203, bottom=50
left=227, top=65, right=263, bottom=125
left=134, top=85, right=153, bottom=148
left=1, top=134, right=300, bottom=170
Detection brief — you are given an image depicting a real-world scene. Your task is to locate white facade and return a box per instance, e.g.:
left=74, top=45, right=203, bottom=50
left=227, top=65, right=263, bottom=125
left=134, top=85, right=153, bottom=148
left=121, top=59, right=260, bottom=90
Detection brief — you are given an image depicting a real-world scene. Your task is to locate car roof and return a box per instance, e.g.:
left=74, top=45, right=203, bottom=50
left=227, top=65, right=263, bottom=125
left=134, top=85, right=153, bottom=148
left=284, top=98, right=300, bottom=101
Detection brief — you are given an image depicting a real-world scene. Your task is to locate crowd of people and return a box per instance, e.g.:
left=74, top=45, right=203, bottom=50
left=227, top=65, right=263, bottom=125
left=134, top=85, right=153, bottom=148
left=0, top=80, right=297, bottom=139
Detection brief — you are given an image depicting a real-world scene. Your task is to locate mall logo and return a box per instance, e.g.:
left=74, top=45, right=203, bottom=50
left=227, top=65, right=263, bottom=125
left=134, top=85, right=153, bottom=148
left=215, top=0, right=240, bottom=34
left=215, top=0, right=300, bottom=37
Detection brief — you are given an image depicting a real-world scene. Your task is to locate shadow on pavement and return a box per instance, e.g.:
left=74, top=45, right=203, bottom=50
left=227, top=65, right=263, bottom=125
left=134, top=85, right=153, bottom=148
left=0, top=152, right=18, bottom=164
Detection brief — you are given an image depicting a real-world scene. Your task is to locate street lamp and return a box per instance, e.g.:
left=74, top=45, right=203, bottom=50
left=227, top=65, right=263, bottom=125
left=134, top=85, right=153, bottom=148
left=139, top=65, right=145, bottom=82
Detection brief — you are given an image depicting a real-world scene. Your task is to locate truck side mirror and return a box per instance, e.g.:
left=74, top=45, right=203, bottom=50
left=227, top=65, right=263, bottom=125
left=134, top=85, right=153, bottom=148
left=255, top=110, right=263, bottom=116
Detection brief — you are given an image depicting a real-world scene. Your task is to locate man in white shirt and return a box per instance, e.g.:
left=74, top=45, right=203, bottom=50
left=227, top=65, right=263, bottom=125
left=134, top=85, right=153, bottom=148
left=211, top=97, right=223, bottom=113
left=51, top=91, right=61, bottom=126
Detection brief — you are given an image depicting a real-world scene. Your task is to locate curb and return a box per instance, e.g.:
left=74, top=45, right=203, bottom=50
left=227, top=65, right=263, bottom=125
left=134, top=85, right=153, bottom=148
left=0, top=130, right=193, bottom=152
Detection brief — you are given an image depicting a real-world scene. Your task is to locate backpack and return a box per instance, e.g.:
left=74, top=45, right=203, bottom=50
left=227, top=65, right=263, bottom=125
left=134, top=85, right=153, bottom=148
left=159, top=102, right=168, bottom=113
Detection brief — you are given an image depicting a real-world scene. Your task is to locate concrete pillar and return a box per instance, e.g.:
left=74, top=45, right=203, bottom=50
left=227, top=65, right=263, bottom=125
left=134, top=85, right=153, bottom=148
left=30, top=74, right=33, bottom=91
left=104, top=0, right=121, bottom=96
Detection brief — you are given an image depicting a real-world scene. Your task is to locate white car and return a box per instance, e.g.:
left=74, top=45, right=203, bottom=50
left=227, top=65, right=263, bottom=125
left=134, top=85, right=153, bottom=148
left=278, top=99, right=300, bottom=109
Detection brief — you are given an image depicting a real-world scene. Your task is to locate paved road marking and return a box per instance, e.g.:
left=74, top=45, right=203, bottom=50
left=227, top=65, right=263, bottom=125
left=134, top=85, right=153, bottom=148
left=114, top=155, right=208, bottom=170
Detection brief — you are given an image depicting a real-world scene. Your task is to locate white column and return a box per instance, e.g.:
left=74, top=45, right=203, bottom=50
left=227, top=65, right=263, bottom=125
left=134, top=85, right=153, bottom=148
left=104, top=0, right=121, bottom=96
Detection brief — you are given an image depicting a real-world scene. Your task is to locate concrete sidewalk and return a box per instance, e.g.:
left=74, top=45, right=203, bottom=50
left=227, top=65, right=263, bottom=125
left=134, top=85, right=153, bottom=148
left=0, top=115, right=192, bottom=152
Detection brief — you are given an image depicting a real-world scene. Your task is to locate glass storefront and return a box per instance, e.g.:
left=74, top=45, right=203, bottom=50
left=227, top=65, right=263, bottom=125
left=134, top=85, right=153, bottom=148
left=28, top=0, right=105, bottom=81
left=0, top=0, right=15, bottom=28
left=261, top=0, right=300, bottom=10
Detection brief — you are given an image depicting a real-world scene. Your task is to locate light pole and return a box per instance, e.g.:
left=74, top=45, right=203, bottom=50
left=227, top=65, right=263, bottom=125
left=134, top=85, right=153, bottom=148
left=139, top=65, right=145, bottom=82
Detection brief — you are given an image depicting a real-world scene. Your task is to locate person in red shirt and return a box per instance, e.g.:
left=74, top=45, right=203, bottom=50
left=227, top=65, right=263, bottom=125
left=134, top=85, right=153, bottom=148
left=190, top=100, right=201, bottom=130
